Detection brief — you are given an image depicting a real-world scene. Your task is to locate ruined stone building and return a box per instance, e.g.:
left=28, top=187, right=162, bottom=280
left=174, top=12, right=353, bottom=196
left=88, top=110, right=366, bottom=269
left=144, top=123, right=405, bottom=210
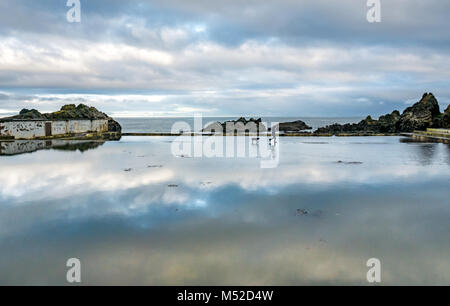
left=0, top=119, right=109, bottom=139
left=0, top=104, right=121, bottom=140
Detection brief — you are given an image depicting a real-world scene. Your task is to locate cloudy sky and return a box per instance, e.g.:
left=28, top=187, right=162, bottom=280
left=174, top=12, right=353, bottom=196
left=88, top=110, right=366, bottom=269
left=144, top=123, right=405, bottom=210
left=0, top=0, right=449, bottom=117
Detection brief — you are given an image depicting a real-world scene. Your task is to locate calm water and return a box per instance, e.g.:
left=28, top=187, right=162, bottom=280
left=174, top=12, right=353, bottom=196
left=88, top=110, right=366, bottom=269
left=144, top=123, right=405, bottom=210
left=116, top=117, right=363, bottom=133
left=0, top=136, right=449, bottom=285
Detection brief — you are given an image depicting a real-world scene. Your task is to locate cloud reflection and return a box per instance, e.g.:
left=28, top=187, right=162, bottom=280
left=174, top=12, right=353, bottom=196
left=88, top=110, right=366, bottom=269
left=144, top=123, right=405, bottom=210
left=0, top=136, right=449, bottom=285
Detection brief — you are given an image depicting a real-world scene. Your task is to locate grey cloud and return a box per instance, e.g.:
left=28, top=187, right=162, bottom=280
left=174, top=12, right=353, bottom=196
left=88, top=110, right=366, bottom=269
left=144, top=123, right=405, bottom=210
left=2, top=1, right=450, bottom=48
left=0, top=93, right=10, bottom=100
left=0, top=1, right=449, bottom=116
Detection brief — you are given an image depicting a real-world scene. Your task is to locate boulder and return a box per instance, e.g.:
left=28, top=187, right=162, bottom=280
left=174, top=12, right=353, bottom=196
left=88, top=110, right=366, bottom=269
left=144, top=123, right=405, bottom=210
left=203, top=117, right=266, bottom=133
left=15, top=109, right=46, bottom=120
left=396, top=93, right=441, bottom=132
left=108, top=118, right=122, bottom=132
left=376, top=110, right=401, bottom=133
left=278, top=120, right=312, bottom=132
left=203, top=117, right=312, bottom=134
left=443, top=105, right=450, bottom=129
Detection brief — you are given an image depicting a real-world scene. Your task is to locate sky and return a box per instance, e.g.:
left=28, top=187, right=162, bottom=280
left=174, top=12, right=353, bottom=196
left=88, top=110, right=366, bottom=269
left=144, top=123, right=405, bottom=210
left=0, top=0, right=449, bottom=118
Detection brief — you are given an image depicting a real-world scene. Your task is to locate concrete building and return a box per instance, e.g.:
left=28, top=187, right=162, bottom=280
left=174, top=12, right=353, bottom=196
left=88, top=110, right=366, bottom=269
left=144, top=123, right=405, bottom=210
left=0, top=119, right=109, bottom=139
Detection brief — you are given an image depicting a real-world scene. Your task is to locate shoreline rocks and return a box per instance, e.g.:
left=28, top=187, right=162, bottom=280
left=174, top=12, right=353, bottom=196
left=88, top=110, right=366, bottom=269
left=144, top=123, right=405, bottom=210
left=279, top=120, right=312, bottom=132
left=443, top=105, right=450, bottom=128
left=315, top=93, right=449, bottom=135
left=397, top=93, right=441, bottom=132
left=202, top=117, right=266, bottom=133
left=201, top=93, right=448, bottom=136
left=202, top=117, right=312, bottom=133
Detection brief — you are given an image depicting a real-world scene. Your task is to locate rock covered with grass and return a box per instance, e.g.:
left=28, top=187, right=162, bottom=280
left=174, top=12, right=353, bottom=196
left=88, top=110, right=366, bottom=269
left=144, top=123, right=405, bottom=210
left=7, top=104, right=122, bottom=133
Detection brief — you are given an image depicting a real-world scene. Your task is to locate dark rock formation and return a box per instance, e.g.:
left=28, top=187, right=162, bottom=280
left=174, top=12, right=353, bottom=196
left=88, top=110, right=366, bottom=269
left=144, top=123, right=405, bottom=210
left=108, top=118, right=122, bottom=132
left=47, top=104, right=109, bottom=120
left=376, top=110, right=401, bottom=133
left=16, top=109, right=46, bottom=120
left=315, top=115, right=393, bottom=134
left=278, top=120, right=312, bottom=132
left=396, top=93, right=441, bottom=132
left=203, top=117, right=266, bottom=133
left=233, top=117, right=263, bottom=127
left=315, top=93, right=447, bottom=134
left=203, top=117, right=312, bottom=133
left=442, top=105, right=450, bottom=129
left=6, top=104, right=121, bottom=133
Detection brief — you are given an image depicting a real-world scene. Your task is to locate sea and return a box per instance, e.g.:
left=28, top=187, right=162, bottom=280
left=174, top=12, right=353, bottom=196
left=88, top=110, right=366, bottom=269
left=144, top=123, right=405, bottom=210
left=0, top=118, right=449, bottom=285
left=115, top=117, right=363, bottom=133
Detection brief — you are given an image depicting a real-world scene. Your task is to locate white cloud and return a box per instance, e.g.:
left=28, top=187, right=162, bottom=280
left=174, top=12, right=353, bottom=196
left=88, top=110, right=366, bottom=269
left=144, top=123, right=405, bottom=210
left=0, top=1, right=450, bottom=116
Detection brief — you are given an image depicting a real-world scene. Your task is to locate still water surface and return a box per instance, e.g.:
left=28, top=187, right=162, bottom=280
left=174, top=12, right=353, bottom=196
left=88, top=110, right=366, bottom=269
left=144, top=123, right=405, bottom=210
left=0, top=136, right=449, bottom=285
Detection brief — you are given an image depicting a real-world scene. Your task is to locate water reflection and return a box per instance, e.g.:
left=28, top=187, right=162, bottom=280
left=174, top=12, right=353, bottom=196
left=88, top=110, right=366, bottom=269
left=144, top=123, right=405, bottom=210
left=412, top=143, right=436, bottom=166
left=0, top=140, right=105, bottom=156
left=0, top=136, right=449, bottom=285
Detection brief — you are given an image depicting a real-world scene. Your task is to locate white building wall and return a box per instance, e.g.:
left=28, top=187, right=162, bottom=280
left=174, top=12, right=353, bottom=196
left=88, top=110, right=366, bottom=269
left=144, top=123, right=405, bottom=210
left=66, top=120, right=108, bottom=134
left=52, top=121, right=68, bottom=135
left=0, top=121, right=46, bottom=139
left=68, top=120, right=90, bottom=133
left=0, top=119, right=108, bottom=139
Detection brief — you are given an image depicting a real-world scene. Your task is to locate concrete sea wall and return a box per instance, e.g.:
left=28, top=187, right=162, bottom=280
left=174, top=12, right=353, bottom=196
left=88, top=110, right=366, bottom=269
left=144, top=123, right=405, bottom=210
left=0, top=119, right=108, bottom=139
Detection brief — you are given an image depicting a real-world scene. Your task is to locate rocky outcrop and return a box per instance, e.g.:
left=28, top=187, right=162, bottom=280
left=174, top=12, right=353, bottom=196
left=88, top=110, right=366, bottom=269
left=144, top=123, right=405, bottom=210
left=278, top=120, right=312, bottom=132
left=203, top=117, right=266, bottom=133
left=203, top=117, right=312, bottom=133
left=108, top=118, right=122, bottom=132
left=376, top=110, right=401, bottom=133
left=315, top=93, right=447, bottom=134
left=315, top=113, right=399, bottom=134
left=15, top=109, right=47, bottom=120
left=442, top=105, right=450, bottom=129
left=46, top=104, right=109, bottom=120
left=6, top=104, right=121, bottom=133
left=396, top=93, right=441, bottom=132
